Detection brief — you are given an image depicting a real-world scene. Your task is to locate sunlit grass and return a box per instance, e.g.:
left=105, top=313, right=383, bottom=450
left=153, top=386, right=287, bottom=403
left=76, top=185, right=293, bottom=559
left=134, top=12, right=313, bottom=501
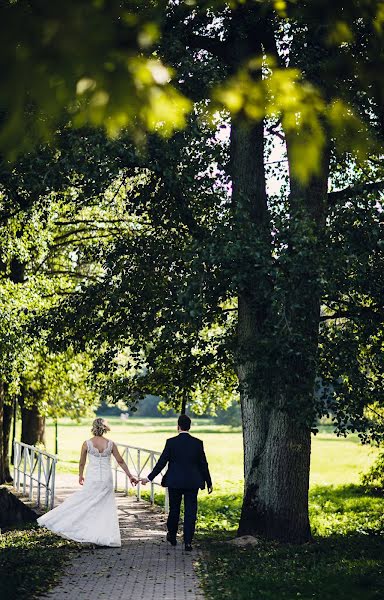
left=19, top=416, right=378, bottom=491
left=10, top=416, right=384, bottom=600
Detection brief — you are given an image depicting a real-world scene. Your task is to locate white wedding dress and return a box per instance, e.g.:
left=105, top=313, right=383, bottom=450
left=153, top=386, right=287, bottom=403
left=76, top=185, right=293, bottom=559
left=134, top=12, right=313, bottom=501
left=37, top=439, right=121, bottom=547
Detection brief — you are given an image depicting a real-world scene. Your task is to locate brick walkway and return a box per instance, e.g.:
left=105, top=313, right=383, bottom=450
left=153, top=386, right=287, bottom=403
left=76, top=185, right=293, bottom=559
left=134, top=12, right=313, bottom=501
left=40, top=475, right=205, bottom=600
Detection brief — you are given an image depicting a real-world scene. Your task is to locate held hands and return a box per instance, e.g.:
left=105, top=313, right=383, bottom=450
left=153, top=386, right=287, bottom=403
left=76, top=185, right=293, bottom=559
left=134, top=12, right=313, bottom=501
left=139, top=477, right=211, bottom=491
left=129, top=475, right=139, bottom=486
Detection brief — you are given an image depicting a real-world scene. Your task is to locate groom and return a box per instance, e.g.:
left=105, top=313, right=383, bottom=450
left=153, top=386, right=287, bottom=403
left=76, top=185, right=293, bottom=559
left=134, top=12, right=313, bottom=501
left=141, top=414, right=212, bottom=551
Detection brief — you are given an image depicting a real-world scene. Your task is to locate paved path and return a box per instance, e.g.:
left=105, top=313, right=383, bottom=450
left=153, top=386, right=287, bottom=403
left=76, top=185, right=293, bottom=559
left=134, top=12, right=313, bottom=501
left=40, top=474, right=205, bottom=600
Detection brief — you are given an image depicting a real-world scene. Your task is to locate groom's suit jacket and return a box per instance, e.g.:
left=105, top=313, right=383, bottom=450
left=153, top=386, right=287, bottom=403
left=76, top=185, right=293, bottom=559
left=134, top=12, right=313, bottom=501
left=147, top=433, right=212, bottom=490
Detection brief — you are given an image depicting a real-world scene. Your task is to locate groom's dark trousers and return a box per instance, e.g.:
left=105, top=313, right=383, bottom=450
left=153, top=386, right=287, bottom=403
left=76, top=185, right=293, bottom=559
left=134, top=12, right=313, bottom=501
left=167, top=488, right=198, bottom=545
left=147, top=432, right=212, bottom=545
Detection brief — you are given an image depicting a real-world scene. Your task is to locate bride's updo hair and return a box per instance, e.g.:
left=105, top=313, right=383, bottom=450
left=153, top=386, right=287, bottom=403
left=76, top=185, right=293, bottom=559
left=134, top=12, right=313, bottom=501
left=91, top=418, right=110, bottom=437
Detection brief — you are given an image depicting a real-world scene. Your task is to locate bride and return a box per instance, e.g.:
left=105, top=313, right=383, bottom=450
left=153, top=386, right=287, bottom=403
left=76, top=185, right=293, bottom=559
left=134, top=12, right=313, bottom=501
left=37, top=417, right=137, bottom=547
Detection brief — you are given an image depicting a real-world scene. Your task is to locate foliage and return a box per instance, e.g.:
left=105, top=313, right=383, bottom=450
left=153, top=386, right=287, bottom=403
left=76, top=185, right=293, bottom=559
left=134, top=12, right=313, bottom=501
left=0, top=523, right=81, bottom=600
left=318, top=193, right=384, bottom=442
left=36, top=112, right=237, bottom=415
left=0, top=296, right=26, bottom=382
left=37, top=116, right=384, bottom=441
left=1, top=3, right=383, bottom=438
left=131, top=395, right=173, bottom=417
left=18, top=346, right=97, bottom=420
left=0, top=127, right=141, bottom=423
left=2, top=1, right=384, bottom=186
left=1, top=0, right=190, bottom=158
left=1, top=0, right=384, bottom=536
left=214, top=401, right=241, bottom=427
left=361, top=451, right=384, bottom=493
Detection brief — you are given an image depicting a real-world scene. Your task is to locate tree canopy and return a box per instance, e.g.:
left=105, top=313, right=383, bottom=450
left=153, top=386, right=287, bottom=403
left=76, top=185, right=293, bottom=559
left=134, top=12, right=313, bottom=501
left=1, top=0, right=384, bottom=541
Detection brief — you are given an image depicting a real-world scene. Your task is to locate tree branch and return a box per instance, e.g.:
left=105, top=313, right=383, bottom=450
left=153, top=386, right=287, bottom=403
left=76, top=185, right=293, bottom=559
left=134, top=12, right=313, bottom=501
left=366, top=405, right=384, bottom=422
left=45, top=270, right=102, bottom=282
left=328, top=181, right=384, bottom=205
left=50, top=233, right=119, bottom=249
left=54, top=218, right=131, bottom=226
left=265, top=122, right=285, bottom=142
left=53, top=225, right=123, bottom=243
left=320, top=305, right=383, bottom=321
left=41, top=290, right=77, bottom=298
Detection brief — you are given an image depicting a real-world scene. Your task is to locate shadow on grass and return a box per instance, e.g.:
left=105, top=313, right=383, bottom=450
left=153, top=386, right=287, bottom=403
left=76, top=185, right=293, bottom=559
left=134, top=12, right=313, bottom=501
left=199, top=533, right=384, bottom=600
left=0, top=524, right=81, bottom=600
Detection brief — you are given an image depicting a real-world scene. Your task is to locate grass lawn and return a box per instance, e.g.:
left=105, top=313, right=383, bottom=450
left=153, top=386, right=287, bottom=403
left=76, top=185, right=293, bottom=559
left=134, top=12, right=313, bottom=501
left=198, top=529, right=384, bottom=600
left=18, top=416, right=379, bottom=490
left=8, top=416, right=384, bottom=599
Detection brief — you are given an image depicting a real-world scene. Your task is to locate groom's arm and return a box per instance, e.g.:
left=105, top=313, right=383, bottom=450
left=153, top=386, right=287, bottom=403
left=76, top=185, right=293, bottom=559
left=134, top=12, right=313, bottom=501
left=199, top=441, right=212, bottom=490
left=147, top=440, right=171, bottom=482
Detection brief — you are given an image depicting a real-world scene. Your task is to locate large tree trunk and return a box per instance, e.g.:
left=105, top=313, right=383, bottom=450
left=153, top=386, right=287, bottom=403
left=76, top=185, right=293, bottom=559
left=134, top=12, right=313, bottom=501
left=3, top=398, right=13, bottom=482
left=0, top=382, right=5, bottom=483
left=226, top=3, right=331, bottom=542
left=233, top=126, right=329, bottom=542
left=231, top=116, right=310, bottom=542
left=230, top=98, right=328, bottom=541
left=20, top=394, right=46, bottom=447
left=238, top=387, right=312, bottom=542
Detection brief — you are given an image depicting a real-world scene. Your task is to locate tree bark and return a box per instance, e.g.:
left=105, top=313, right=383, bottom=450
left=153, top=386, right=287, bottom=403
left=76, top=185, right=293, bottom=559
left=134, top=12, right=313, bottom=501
left=238, top=391, right=312, bottom=542
left=231, top=116, right=310, bottom=542
left=3, top=398, right=13, bottom=482
left=226, top=0, right=332, bottom=540
left=11, top=397, right=16, bottom=464
left=19, top=394, right=46, bottom=447
left=229, top=91, right=309, bottom=540
left=234, top=141, right=329, bottom=542
left=0, top=382, right=5, bottom=483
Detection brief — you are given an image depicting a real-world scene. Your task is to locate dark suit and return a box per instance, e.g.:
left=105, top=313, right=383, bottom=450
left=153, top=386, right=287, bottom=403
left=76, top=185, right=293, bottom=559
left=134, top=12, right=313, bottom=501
left=148, top=432, right=212, bottom=545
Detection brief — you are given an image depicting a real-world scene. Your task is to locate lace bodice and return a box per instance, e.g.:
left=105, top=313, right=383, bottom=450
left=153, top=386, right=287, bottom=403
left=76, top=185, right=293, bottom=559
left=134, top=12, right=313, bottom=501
left=86, top=439, right=113, bottom=457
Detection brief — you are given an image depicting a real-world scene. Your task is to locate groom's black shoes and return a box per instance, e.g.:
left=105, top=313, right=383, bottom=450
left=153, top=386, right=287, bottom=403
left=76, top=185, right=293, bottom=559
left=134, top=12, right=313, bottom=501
left=184, top=544, right=193, bottom=552
left=166, top=532, right=177, bottom=546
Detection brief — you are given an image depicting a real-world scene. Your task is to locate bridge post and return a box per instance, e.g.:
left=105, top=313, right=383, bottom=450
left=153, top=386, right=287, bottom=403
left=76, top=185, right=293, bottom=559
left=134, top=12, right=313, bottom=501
left=137, top=449, right=141, bottom=501
left=124, top=447, right=129, bottom=495
left=37, top=452, right=42, bottom=506
left=150, top=453, right=155, bottom=504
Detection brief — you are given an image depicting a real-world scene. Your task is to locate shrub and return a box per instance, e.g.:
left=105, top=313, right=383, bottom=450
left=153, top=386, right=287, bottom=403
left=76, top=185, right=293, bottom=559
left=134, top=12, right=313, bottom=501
left=361, top=450, right=384, bottom=493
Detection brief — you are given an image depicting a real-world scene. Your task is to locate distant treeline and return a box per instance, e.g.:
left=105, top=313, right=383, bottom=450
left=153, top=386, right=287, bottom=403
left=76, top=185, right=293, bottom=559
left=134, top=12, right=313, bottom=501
left=96, top=396, right=242, bottom=426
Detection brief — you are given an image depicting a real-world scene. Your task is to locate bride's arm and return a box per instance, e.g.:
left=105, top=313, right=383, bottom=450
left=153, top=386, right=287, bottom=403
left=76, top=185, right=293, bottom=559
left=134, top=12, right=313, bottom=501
left=112, top=443, right=138, bottom=485
left=79, top=441, right=87, bottom=485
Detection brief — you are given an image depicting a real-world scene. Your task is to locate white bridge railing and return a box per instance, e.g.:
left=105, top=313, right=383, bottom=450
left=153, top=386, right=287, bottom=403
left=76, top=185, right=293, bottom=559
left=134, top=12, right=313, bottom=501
left=13, top=441, right=58, bottom=509
left=13, top=440, right=168, bottom=513
left=113, top=443, right=169, bottom=512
